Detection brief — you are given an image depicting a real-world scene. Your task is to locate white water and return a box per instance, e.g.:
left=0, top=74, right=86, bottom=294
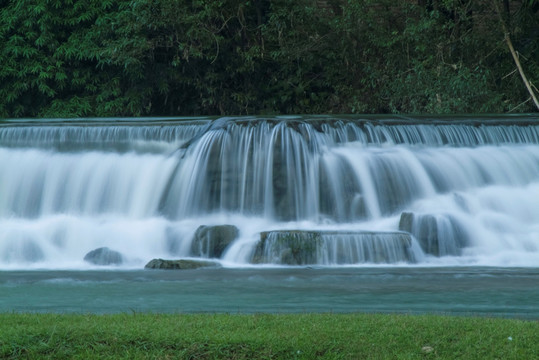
left=1, top=117, right=538, bottom=269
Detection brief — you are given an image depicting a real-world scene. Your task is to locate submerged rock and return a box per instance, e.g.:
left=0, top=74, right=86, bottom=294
left=144, top=258, right=221, bottom=270
left=190, top=225, right=239, bottom=258
left=399, top=212, right=469, bottom=256
left=165, top=226, right=183, bottom=255
left=252, top=230, right=415, bottom=265
left=83, top=247, right=123, bottom=265
left=398, top=212, right=414, bottom=233
left=2, top=239, right=44, bottom=263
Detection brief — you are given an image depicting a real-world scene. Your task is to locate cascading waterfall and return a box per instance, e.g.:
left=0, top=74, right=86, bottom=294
left=0, top=116, right=538, bottom=269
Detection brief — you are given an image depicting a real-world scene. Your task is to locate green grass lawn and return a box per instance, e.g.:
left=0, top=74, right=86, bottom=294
left=0, top=313, right=537, bottom=359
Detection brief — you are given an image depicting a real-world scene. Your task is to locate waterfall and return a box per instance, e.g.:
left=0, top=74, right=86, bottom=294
left=1, top=116, right=538, bottom=268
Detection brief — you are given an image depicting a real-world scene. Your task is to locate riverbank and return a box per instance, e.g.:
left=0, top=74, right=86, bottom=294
left=1, top=313, right=536, bottom=359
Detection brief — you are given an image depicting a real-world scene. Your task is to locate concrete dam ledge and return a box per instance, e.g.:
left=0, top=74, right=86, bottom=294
left=2, top=114, right=539, bottom=127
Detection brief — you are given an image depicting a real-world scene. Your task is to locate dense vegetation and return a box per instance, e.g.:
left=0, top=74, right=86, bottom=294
left=1, top=313, right=538, bottom=359
left=0, top=0, right=538, bottom=118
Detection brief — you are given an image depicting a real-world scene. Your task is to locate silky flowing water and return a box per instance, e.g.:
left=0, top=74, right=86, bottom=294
left=0, top=115, right=538, bottom=316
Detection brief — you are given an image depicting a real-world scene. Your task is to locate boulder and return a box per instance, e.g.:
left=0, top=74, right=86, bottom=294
left=190, top=225, right=239, bottom=258
left=398, top=212, right=414, bottom=233
left=399, top=212, right=468, bottom=256
left=144, top=258, right=221, bottom=270
left=252, top=230, right=415, bottom=265
left=83, top=247, right=123, bottom=265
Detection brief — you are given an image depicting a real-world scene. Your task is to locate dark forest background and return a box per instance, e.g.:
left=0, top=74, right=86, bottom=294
left=1, top=0, right=538, bottom=118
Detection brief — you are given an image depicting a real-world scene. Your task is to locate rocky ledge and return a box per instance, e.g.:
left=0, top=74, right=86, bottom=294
left=252, top=230, right=415, bottom=265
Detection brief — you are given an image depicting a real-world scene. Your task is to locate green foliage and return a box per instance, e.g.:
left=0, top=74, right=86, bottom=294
left=0, top=0, right=537, bottom=117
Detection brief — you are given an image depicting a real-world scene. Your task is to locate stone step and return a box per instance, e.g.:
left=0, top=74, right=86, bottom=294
left=251, top=230, right=416, bottom=265
left=399, top=212, right=469, bottom=256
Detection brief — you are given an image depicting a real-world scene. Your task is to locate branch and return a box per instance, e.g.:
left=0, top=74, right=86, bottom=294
left=492, top=0, right=539, bottom=111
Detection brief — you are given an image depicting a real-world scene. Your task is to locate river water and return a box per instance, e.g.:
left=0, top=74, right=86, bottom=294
left=1, top=267, right=538, bottom=318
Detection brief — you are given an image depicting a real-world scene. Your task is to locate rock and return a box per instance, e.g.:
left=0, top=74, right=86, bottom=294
left=252, top=230, right=415, bottom=265
left=190, top=225, right=239, bottom=258
left=398, top=212, right=414, bottom=233
left=399, top=212, right=440, bottom=255
left=144, top=258, right=221, bottom=270
left=253, top=230, right=321, bottom=265
left=83, top=247, right=123, bottom=265
left=399, top=212, right=469, bottom=256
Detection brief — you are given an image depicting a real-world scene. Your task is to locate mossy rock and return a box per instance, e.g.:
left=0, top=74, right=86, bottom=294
left=252, top=230, right=414, bottom=265
left=399, top=212, right=469, bottom=256
left=83, top=247, right=123, bottom=266
left=144, top=258, right=221, bottom=270
left=190, top=225, right=239, bottom=258
left=253, top=230, right=322, bottom=265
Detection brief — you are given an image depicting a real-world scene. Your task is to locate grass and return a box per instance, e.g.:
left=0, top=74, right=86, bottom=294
left=0, top=313, right=537, bottom=359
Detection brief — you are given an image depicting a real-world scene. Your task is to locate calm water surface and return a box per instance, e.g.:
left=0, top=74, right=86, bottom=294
left=1, top=267, right=537, bottom=319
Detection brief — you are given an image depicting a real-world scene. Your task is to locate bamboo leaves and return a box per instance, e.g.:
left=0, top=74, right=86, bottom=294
left=0, top=0, right=537, bottom=117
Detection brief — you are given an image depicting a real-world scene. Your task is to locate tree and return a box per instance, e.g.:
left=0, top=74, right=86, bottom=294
left=0, top=0, right=537, bottom=117
left=492, top=0, right=539, bottom=110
